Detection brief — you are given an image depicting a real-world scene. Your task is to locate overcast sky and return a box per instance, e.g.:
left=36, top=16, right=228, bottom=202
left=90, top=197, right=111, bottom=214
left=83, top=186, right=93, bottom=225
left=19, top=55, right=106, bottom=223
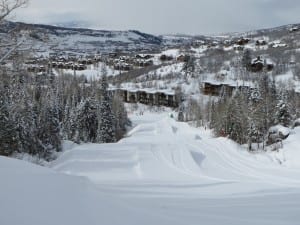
left=12, top=0, right=300, bottom=35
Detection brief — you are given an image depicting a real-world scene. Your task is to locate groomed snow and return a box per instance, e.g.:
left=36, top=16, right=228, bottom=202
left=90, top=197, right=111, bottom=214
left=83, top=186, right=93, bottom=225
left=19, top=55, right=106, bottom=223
left=2, top=108, right=300, bottom=225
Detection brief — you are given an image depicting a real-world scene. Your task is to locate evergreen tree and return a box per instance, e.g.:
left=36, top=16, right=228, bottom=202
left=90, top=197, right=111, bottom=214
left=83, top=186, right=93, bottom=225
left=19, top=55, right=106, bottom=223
left=62, top=98, right=73, bottom=140
left=14, top=99, right=40, bottom=156
left=177, top=104, right=185, bottom=122
left=275, top=100, right=292, bottom=127
left=182, top=55, right=196, bottom=78
left=97, top=74, right=116, bottom=143
left=0, top=0, right=63, bottom=160
left=112, top=94, right=130, bottom=140
left=247, top=89, right=264, bottom=150
left=242, top=48, right=252, bottom=71
left=257, top=73, right=276, bottom=135
left=275, top=91, right=292, bottom=127
left=0, top=94, right=18, bottom=156
left=224, top=92, right=248, bottom=144
left=36, top=98, right=62, bottom=160
left=73, top=98, right=98, bottom=143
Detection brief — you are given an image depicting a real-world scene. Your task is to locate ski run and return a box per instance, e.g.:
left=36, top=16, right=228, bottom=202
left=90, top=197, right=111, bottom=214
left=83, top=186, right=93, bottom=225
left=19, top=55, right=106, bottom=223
left=1, top=107, right=300, bottom=225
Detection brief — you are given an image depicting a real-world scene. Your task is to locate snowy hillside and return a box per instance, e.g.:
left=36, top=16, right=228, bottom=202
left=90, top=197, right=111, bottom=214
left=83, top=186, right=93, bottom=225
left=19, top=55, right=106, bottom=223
left=0, top=21, right=163, bottom=53
left=2, top=108, right=300, bottom=225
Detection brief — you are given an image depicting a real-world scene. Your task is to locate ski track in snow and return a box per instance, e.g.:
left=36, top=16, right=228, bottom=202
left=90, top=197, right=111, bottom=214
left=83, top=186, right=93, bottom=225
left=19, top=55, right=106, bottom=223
left=50, top=110, right=300, bottom=224
left=2, top=110, right=300, bottom=225
left=53, top=112, right=300, bottom=190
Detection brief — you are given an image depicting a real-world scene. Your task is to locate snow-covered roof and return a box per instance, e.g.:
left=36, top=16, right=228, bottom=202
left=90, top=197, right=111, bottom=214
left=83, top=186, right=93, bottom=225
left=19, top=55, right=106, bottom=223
left=110, top=87, right=176, bottom=95
left=202, top=78, right=254, bottom=88
left=251, top=57, right=264, bottom=64
left=265, top=58, right=274, bottom=65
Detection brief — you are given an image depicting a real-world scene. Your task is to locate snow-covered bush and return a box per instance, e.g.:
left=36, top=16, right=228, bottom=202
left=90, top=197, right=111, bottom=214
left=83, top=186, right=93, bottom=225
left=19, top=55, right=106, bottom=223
left=294, top=118, right=300, bottom=128
left=267, top=125, right=290, bottom=146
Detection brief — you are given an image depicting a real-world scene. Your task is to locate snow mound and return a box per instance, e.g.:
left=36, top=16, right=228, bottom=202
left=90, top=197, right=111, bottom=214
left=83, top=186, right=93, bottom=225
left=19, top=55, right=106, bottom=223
left=294, top=118, right=300, bottom=127
left=271, top=127, right=300, bottom=168
left=269, top=125, right=290, bottom=137
left=53, top=112, right=300, bottom=195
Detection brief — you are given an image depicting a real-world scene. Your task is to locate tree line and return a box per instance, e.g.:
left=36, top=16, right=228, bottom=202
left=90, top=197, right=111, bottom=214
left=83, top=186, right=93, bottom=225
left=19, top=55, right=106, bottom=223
left=0, top=67, right=130, bottom=160
left=0, top=1, right=130, bottom=161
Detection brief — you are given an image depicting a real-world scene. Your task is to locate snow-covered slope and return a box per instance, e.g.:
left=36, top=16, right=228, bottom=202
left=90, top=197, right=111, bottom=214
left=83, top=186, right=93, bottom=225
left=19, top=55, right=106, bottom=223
left=270, top=126, right=300, bottom=168
left=0, top=21, right=163, bottom=53
left=52, top=110, right=300, bottom=192
left=51, top=109, right=300, bottom=224
left=2, top=109, right=300, bottom=225
left=0, top=156, right=176, bottom=225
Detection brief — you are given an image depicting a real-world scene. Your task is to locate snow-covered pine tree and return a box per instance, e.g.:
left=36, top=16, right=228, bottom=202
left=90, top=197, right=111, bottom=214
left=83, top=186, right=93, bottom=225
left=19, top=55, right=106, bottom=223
left=0, top=92, right=18, bottom=156
left=73, top=98, right=98, bottom=143
left=247, top=88, right=264, bottom=151
left=210, top=97, right=228, bottom=136
left=15, top=98, right=40, bottom=156
left=61, top=97, right=72, bottom=140
left=97, top=73, right=116, bottom=143
left=36, top=94, right=62, bottom=160
left=112, top=94, right=130, bottom=140
left=177, top=104, right=185, bottom=122
left=225, top=91, right=248, bottom=144
left=256, top=73, right=277, bottom=134
left=242, top=48, right=252, bottom=71
left=275, top=90, right=292, bottom=127
left=182, top=55, right=196, bottom=78
left=275, top=100, right=292, bottom=127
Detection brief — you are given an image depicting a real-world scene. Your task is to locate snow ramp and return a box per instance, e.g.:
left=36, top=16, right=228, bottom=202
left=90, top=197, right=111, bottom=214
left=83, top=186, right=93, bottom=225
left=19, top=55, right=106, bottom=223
left=52, top=114, right=300, bottom=197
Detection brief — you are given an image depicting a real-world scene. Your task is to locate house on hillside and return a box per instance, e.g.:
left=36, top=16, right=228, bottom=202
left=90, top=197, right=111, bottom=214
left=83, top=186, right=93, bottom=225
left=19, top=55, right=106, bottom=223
left=109, top=53, right=118, bottom=58
left=203, top=82, right=223, bottom=96
left=269, top=41, right=287, bottom=48
left=160, top=54, right=173, bottom=61
left=256, top=39, right=267, bottom=46
left=177, top=55, right=190, bottom=62
left=27, top=65, right=47, bottom=73
left=136, top=54, right=153, bottom=60
left=223, top=40, right=233, bottom=47
left=289, top=26, right=299, bottom=32
left=250, top=56, right=264, bottom=72
left=235, top=37, right=250, bottom=46
left=114, top=63, right=133, bottom=71
left=73, top=64, right=87, bottom=71
left=202, top=81, right=253, bottom=96
left=233, top=45, right=244, bottom=51
left=109, top=88, right=179, bottom=107
left=249, top=56, right=274, bottom=73
left=128, top=90, right=138, bottom=102
left=265, top=59, right=274, bottom=71
left=134, top=59, right=153, bottom=67
left=49, top=53, right=57, bottom=60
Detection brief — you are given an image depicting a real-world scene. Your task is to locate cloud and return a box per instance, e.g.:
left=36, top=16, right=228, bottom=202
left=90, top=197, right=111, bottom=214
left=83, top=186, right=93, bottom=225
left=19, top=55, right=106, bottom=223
left=13, top=0, right=300, bottom=35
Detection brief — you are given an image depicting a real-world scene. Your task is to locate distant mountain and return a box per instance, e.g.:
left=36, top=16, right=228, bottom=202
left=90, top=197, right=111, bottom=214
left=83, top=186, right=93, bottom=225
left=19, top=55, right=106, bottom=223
left=1, top=20, right=300, bottom=55
left=0, top=21, right=163, bottom=54
left=163, top=22, right=300, bottom=44
left=51, top=21, right=93, bottom=29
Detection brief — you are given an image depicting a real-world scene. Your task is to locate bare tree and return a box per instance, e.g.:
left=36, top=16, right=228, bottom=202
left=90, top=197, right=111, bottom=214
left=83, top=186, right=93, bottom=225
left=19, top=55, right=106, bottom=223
left=0, top=0, right=28, bottom=22
left=0, top=0, right=28, bottom=63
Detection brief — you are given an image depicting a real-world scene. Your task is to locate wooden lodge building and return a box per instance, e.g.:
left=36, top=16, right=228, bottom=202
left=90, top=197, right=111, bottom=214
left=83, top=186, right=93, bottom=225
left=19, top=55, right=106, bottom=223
left=202, top=81, right=252, bottom=96
left=250, top=56, right=274, bottom=73
left=109, top=88, right=180, bottom=108
left=235, top=37, right=250, bottom=46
